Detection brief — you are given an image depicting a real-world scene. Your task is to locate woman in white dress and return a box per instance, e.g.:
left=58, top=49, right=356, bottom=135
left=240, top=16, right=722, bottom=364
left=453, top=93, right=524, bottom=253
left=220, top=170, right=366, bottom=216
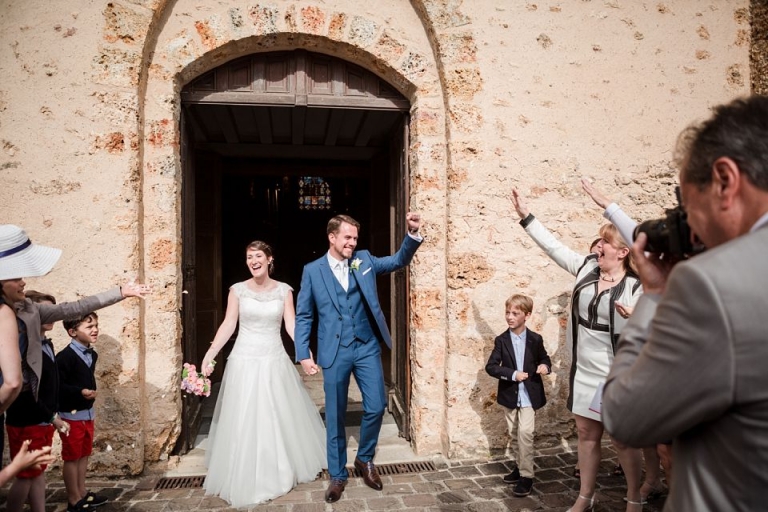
left=201, top=241, right=326, bottom=507
left=511, top=189, right=644, bottom=512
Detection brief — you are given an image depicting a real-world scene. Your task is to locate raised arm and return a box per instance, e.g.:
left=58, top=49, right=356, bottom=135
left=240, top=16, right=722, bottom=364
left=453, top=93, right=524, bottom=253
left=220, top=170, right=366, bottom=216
left=369, top=212, right=423, bottom=275
left=201, top=288, right=239, bottom=375
left=581, top=178, right=637, bottom=246
left=581, top=177, right=612, bottom=209
left=37, top=280, right=151, bottom=325
left=512, top=188, right=587, bottom=276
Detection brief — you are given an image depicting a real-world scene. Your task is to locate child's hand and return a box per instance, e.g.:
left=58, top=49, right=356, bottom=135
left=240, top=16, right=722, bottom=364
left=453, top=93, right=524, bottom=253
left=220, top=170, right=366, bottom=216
left=53, top=417, right=71, bottom=436
left=81, top=389, right=97, bottom=400
left=536, top=364, right=549, bottom=375
left=515, top=371, right=529, bottom=382
left=11, top=440, right=55, bottom=472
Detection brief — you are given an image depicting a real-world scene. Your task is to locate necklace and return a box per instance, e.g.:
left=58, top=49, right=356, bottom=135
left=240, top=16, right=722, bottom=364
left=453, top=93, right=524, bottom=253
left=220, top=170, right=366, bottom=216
left=600, top=271, right=623, bottom=282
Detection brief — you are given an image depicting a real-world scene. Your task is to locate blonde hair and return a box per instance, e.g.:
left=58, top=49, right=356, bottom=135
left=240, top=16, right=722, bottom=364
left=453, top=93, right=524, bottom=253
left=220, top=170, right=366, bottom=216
left=598, top=224, right=635, bottom=273
left=505, top=294, right=533, bottom=315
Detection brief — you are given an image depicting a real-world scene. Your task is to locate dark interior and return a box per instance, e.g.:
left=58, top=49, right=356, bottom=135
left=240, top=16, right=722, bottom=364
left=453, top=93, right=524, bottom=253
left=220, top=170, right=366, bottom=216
left=217, top=159, right=382, bottom=366
left=176, top=50, right=411, bottom=453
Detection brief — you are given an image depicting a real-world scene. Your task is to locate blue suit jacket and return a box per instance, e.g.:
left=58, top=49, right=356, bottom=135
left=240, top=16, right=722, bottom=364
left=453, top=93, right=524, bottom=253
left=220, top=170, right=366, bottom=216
left=294, top=235, right=421, bottom=368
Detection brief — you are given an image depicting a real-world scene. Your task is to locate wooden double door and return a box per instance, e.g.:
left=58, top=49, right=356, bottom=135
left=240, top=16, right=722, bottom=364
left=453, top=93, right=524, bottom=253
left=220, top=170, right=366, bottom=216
left=175, top=50, right=413, bottom=454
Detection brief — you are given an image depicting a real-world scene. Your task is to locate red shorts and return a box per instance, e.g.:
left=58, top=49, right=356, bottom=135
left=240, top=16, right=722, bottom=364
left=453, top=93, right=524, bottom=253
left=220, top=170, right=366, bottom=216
left=60, top=419, right=94, bottom=461
left=7, top=424, right=55, bottom=478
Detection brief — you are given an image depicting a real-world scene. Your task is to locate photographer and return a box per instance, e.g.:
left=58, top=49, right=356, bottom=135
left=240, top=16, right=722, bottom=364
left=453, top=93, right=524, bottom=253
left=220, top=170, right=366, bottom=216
left=602, top=95, right=768, bottom=511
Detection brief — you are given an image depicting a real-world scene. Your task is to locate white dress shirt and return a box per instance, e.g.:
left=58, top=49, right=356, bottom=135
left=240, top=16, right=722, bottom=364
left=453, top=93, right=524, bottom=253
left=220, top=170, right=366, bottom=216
left=327, top=253, right=349, bottom=291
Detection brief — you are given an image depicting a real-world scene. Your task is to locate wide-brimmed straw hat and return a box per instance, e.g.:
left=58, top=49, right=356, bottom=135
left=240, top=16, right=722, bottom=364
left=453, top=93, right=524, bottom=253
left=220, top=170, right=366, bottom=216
left=0, top=225, right=62, bottom=280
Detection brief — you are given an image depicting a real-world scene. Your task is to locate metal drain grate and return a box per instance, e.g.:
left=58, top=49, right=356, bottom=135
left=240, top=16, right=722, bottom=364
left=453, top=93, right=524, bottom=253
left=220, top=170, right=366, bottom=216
left=154, top=475, right=206, bottom=490
left=327, top=460, right=437, bottom=479
left=153, top=461, right=437, bottom=490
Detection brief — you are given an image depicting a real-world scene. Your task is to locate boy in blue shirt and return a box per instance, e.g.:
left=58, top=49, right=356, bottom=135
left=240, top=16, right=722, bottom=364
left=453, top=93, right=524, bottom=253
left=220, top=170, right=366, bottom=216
left=57, top=312, right=107, bottom=512
left=485, top=294, right=551, bottom=497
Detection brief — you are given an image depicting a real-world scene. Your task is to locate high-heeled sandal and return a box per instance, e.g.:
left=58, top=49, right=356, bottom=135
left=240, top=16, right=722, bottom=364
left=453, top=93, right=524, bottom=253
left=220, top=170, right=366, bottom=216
left=626, top=498, right=644, bottom=509
left=641, top=483, right=666, bottom=501
left=625, top=482, right=666, bottom=503
left=566, top=494, right=595, bottom=512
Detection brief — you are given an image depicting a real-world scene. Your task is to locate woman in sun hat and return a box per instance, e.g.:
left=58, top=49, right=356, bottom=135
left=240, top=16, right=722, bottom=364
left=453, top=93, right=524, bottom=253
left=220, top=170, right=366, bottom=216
left=0, top=224, right=151, bottom=467
left=0, top=224, right=62, bottom=466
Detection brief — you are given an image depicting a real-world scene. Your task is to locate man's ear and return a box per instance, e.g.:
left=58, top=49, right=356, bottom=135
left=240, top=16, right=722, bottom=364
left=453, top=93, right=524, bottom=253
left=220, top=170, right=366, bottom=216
left=711, top=157, right=741, bottom=209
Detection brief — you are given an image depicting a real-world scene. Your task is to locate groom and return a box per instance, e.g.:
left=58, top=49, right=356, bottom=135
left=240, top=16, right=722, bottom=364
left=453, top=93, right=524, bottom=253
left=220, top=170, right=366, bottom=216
left=295, top=212, right=422, bottom=503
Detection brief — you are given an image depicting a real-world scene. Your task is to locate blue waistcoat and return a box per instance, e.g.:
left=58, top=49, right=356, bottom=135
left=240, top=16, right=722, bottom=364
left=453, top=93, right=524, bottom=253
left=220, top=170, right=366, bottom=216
left=334, top=272, right=377, bottom=346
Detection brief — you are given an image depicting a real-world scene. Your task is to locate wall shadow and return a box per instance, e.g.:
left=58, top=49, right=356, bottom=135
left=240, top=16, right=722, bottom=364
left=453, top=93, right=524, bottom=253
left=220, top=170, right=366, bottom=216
left=468, top=301, right=508, bottom=459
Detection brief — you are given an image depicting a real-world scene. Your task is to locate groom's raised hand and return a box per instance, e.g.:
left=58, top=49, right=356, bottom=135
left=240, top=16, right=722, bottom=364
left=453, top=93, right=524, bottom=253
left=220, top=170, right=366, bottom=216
left=300, top=358, right=319, bottom=376
left=406, top=212, right=421, bottom=234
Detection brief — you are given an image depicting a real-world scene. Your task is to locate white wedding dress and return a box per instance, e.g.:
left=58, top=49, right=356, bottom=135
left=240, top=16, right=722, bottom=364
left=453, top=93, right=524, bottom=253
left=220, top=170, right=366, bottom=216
left=204, top=281, right=327, bottom=507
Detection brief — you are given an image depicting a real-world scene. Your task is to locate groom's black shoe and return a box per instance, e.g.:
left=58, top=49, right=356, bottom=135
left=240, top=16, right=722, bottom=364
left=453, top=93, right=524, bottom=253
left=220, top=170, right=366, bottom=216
left=325, top=478, right=347, bottom=503
left=354, top=457, right=383, bottom=491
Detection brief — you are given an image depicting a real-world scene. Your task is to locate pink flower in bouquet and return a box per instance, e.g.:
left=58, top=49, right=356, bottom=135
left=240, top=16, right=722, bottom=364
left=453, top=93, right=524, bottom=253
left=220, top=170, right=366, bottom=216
left=181, top=362, right=212, bottom=397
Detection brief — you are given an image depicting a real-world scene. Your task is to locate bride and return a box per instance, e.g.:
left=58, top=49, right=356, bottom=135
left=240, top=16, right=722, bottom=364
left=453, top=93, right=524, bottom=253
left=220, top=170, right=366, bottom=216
left=201, top=241, right=326, bottom=507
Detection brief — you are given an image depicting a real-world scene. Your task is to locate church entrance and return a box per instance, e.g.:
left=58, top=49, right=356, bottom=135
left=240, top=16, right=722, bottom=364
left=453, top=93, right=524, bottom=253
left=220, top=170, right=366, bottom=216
left=176, top=50, right=413, bottom=453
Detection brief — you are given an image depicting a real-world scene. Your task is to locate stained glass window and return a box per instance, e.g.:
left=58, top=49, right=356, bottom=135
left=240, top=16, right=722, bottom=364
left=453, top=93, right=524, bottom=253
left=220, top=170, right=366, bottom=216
left=298, top=176, right=331, bottom=210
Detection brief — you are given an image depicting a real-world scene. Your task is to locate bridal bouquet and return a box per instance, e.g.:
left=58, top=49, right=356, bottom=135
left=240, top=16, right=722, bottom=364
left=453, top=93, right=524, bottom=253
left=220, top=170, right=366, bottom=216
left=180, top=362, right=212, bottom=397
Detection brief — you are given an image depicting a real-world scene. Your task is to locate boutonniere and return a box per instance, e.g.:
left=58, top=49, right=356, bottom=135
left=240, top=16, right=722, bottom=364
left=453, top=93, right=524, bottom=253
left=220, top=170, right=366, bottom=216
left=350, top=258, right=362, bottom=272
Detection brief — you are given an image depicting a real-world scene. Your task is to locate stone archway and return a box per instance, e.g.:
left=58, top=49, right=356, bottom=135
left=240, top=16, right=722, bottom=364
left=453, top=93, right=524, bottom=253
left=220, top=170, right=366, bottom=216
left=135, top=1, right=449, bottom=464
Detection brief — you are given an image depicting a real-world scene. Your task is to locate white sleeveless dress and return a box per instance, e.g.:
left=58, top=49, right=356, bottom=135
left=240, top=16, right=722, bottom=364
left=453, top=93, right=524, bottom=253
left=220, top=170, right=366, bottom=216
left=203, top=281, right=327, bottom=507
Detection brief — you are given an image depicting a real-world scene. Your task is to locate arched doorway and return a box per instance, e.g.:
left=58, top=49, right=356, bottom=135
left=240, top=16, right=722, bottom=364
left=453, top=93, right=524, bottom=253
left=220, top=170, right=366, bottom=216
left=177, top=50, right=412, bottom=453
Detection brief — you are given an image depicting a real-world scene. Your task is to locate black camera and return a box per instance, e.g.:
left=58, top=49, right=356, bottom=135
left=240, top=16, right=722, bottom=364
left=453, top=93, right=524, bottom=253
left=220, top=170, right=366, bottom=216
left=633, top=187, right=700, bottom=259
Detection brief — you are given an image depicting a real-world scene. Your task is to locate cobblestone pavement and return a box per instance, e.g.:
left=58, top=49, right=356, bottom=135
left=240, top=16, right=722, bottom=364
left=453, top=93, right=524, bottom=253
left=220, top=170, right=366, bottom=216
left=0, top=445, right=667, bottom=511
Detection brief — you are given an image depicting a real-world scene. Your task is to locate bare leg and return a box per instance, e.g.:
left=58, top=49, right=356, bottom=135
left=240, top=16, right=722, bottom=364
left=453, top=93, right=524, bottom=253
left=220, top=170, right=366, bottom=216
left=6, top=476, right=33, bottom=512
left=657, top=443, right=673, bottom=491
left=612, top=437, right=642, bottom=510
left=641, top=446, right=664, bottom=498
left=77, top=456, right=89, bottom=499
left=63, top=460, right=82, bottom=506
left=569, top=415, right=603, bottom=511
left=28, top=474, right=47, bottom=512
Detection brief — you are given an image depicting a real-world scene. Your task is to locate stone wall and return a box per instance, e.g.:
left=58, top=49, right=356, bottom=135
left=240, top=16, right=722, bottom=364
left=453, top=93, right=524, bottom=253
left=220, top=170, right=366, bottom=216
left=753, top=0, right=768, bottom=94
left=0, top=0, right=753, bottom=474
left=422, top=0, right=751, bottom=458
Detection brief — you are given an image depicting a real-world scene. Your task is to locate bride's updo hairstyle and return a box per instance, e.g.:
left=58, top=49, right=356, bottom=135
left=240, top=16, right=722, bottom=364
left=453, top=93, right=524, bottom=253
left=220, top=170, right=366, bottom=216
left=246, top=240, right=274, bottom=274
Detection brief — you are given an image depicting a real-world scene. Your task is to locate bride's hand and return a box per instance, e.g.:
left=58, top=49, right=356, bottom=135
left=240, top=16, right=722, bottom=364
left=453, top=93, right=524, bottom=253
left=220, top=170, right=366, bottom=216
left=300, top=358, right=319, bottom=376
left=202, top=353, right=216, bottom=376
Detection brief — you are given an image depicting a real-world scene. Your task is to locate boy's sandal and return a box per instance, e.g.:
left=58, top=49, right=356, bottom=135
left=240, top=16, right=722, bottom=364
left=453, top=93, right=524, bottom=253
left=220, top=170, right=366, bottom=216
left=612, top=463, right=624, bottom=476
left=79, top=492, right=108, bottom=510
left=74, top=498, right=90, bottom=511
